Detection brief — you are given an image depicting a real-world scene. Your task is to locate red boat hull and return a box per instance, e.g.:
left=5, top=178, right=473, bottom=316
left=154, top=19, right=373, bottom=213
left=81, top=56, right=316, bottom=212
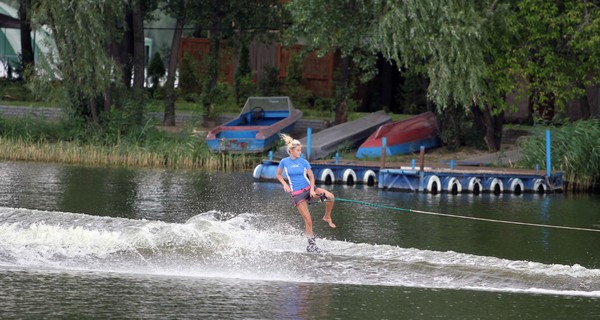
left=356, top=112, right=442, bottom=158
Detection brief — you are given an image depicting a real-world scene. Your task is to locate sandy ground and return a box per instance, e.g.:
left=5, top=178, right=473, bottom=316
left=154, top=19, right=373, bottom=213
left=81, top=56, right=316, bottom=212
left=414, top=144, right=523, bottom=166
left=325, top=142, right=524, bottom=169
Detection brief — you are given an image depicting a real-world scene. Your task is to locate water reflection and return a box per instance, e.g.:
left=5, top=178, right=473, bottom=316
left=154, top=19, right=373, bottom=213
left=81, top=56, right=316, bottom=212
left=279, top=283, right=332, bottom=319
left=132, top=169, right=205, bottom=221
left=58, top=166, right=139, bottom=217
left=0, top=161, right=65, bottom=210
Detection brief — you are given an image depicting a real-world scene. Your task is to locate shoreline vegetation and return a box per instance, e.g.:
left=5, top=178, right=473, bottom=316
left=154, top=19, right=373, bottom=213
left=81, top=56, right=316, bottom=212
left=0, top=137, right=259, bottom=171
left=0, top=111, right=599, bottom=192
left=0, top=112, right=261, bottom=171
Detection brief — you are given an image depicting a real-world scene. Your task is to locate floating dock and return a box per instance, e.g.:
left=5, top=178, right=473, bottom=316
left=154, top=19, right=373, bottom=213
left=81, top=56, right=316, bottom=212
left=253, top=159, right=563, bottom=194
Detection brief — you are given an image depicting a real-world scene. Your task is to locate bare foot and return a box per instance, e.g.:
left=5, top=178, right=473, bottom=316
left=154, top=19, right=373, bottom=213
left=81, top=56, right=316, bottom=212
left=323, top=218, right=336, bottom=228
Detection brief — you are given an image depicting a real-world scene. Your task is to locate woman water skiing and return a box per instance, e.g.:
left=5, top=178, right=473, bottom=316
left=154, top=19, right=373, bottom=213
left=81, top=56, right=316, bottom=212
left=276, top=133, right=336, bottom=252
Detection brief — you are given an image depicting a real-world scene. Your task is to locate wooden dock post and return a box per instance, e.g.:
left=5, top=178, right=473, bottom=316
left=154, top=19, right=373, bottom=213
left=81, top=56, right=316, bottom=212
left=419, top=146, right=425, bottom=171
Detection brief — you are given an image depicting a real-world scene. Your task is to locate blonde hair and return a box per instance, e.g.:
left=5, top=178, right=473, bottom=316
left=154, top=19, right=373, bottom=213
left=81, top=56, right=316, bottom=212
left=280, top=133, right=301, bottom=155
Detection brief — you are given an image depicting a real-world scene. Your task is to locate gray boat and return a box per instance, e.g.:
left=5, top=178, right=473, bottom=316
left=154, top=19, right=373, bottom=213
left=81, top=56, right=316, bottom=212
left=276, top=110, right=392, bottom=160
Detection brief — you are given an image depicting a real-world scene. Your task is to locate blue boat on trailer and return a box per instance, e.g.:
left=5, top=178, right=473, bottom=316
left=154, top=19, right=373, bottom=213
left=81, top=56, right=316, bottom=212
left=206, top=96, right=302, bottom=153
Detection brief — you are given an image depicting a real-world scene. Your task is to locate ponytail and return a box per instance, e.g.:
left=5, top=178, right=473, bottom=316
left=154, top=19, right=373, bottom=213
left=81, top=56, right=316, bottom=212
left=280, top=133, right=301, bottom=155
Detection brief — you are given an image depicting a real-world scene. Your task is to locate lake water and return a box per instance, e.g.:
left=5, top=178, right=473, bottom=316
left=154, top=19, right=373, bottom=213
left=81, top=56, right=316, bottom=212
left=1, top=161, right=599, bottom=319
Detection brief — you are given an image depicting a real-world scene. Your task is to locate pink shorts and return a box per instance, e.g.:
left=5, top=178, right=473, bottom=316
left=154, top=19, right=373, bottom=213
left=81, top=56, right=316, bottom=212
left=290, top=186, right=313, bottom=206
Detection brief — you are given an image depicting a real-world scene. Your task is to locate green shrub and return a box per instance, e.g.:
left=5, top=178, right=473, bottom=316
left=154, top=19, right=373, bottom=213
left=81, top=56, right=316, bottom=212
left=179, top=53, right=201, bottom=99
left=258, top=66, right=281, bottom=96
left=235, top=74, right=257, bottom=101
left=234, top=45, right=255, bottom=102
left=520, top=119, right=600, bottom=191
left=147, top=51, right=166, bottom=96
left=0, top=80, right=32, bottom=101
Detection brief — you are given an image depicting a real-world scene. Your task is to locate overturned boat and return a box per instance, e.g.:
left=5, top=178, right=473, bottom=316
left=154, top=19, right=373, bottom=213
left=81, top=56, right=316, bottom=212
left=356, top=111, right=442, bottom=158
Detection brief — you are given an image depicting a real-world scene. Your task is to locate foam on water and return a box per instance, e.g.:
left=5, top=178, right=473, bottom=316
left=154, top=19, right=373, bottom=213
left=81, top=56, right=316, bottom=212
left=1, top=206, right=599, bottom=297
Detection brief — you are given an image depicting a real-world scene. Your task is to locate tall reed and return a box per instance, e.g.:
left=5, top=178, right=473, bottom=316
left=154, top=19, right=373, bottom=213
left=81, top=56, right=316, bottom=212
left=520, top=119, right=600, bottom=191
left=0, top=136, right=260, bottom=170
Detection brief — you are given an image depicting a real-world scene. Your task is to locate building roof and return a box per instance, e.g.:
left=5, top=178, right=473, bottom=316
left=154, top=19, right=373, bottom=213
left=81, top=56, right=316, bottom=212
left=0, top=13, right=19, bottom=28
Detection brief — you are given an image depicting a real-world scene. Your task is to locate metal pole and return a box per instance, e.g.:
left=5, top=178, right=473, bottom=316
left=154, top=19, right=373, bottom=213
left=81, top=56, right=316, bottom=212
left=546, top=129, right=551, bottom=177
left=418, top=146, right=426, bottom=192
left=306, top=128, right=312, bottom=161
left=418, top=146, right=425, bottom=171
left=380, top=137, right=387, bottom=168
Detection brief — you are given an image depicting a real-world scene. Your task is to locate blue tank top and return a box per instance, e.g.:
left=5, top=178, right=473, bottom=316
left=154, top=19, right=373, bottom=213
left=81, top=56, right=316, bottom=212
left=279, top=157, right=311, bottom=192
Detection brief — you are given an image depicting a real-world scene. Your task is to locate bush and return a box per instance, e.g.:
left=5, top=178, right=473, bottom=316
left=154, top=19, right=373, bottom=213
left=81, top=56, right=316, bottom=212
left=520, top=119, right=600, bottom=191
left=235, top=74, right=256, bottom=102
left=0, top=80, right=32, bottom=101
left=178, top=53, right=202, bottom=99
left=147, top=51, right=166, bottom=95
left=258, top=66, right=281, bottom=96
left=234, top=45, right=255, bottom=102
left=0, top=114, right=67, bottom=142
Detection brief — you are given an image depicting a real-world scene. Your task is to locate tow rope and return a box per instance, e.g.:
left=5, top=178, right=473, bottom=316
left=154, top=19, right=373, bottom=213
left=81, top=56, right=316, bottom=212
left=332, top=197, right=600, bottom=234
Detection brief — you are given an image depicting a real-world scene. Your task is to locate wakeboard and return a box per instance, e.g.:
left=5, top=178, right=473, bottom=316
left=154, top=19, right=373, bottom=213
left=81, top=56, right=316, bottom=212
left=307, top=244, right=322, bottom=254
left=306, top=238, right=326, bottom=254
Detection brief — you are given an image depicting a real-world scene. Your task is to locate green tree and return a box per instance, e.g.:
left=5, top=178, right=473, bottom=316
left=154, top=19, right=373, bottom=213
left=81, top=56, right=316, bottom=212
left=370, top=1, right=494, bottom=109
left=258, top=65, right=281, bottom=96
left=178, top=52, right=201, bottom=97
left=286, top=0, right=501, bottom=144
left=284, top=0, right=378, bottom=124
left=510, top=0, right=600, bottom=120
left=130, top=0, right=147, bottom=124
left=286, top=0, right=600, bottom=151
left=18, top=0, right=34, bottom=77
left=185, top=0, right=283, bottom=124
left=473, top=0, right=600, bottom=150
left=234, top=43, right=252, bottom=103
left=147, top=51, right=166, bottom=96
left=162, top=0, right=190, bottom=126
left=31, top=0, right=126, bottom=124
left=29, top=0, right=155, bottom=130
left=98, top=0, right=155, bottom=123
